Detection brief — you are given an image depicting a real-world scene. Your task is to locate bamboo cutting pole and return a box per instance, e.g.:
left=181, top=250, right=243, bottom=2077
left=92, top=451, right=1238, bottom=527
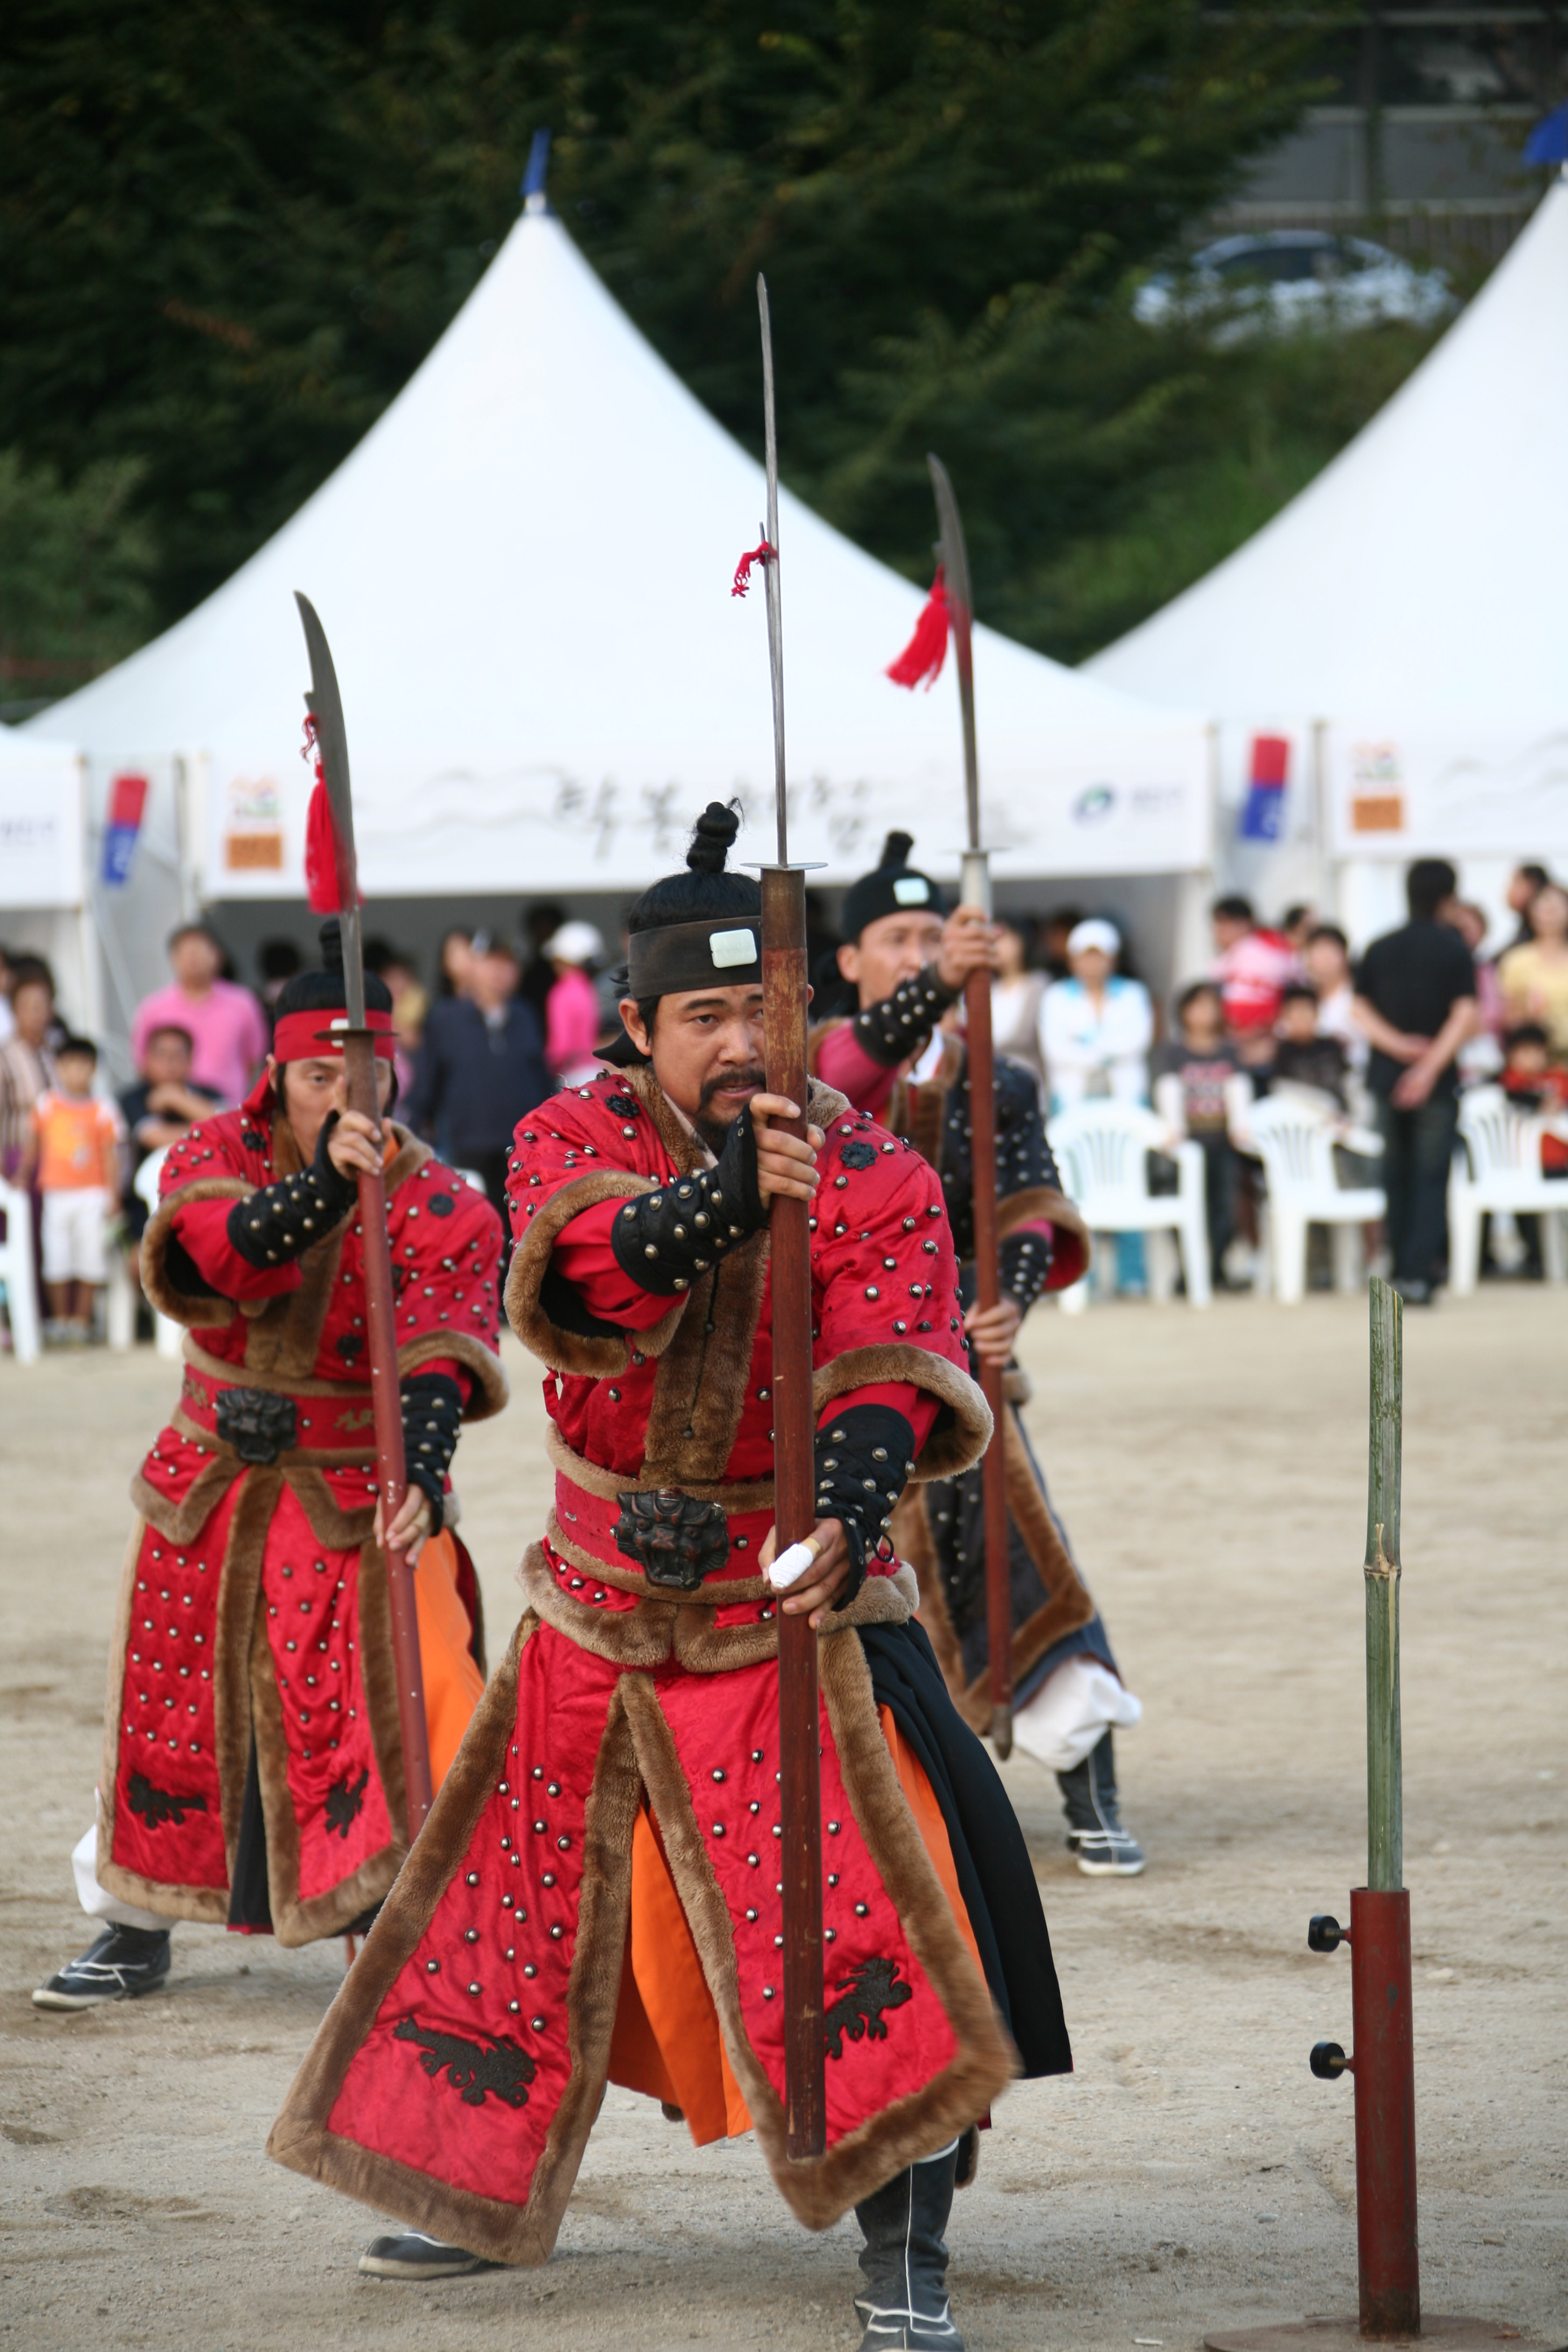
left=927, top=457, right=1013, bottom=1756
left=1364, top=1276, right=1403, bottom=1893
left=754, top=278, right=827, bottom=2159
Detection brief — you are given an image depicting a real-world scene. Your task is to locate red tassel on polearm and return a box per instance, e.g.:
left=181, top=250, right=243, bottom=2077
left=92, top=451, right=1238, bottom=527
left=732, top=540, right=775, bottom=598
left=885, top=566, right=950, bottom=690
left=302, top=715, right=351, bottom=914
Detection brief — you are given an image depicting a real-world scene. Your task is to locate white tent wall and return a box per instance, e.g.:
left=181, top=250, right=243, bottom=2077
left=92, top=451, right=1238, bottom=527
left=26, top=197, right=1206, bottom=975
left=1087, top=177, right=1568, bottom=939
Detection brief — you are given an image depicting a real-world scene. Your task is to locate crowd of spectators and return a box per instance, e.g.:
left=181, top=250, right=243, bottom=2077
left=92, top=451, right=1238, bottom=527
left=3, top=856, right=1564, bottom=1346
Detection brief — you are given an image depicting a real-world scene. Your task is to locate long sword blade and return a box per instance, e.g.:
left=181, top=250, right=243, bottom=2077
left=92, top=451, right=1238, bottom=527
left=927, top=454, right=979, bottom=852
left=293, top=591, right=366, bottom=1030
left=758, top=276, right=788, bottom=863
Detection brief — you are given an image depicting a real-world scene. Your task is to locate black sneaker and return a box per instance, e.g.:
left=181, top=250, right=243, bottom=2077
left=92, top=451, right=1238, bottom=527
left=1058, top=1731, right=1146, bottom=1878
left=32, top=1923, right=172, bottom=2010
left=359, top=2230, right=498, bottom=2280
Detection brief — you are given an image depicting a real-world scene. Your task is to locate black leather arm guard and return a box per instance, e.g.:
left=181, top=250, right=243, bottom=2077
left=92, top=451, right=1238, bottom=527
left=850, top=964, right=958, bottom=1066
left=401, top=1371, right=464, bottom=1534
left=226, top=1115, right=359, bottom=1268
left=813, top=1402, right=916, bottom=1611
left=1000, top=1227, right=1053, bottom=1315
left=609, top=1105, right=767, bottom=1297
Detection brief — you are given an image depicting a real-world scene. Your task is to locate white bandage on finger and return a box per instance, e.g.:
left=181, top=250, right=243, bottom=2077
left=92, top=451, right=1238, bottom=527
left=766, top=1536, right=822, bottom=1592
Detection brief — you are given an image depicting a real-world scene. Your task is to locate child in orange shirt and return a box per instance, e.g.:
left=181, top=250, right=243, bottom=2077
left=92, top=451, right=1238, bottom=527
left=28, top=1037, right=123, bottom=1341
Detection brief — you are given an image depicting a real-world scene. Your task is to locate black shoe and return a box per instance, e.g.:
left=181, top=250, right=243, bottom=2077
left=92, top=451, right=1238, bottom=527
left=359, top=2230, right=498, bottom=2280
left=1058, top=1731, right=1146, bottom=1877
left=1390, top=1276, right=1432, bottom=1306
left=853, top=2144, right=964, bottom=2350
left=32, top=1922, right=172, bottom=2010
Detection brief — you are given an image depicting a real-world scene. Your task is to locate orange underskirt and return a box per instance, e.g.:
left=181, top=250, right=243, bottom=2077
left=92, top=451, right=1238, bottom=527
left=607, top=1704, right=984, bottom=2145
left=411, top=1531, right=487, bottom=1789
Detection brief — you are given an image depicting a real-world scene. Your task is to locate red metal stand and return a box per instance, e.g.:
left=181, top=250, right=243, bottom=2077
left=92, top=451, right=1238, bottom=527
left=1350, top=1889, right=1419, bottom=2335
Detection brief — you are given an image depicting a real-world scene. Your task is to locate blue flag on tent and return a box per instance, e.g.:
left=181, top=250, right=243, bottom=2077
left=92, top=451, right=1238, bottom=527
left=1524, top=103, right=1568, bottom=165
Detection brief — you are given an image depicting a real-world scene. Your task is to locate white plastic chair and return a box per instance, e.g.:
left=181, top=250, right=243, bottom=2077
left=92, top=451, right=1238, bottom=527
left=0, top=1178, right=42, bottom=1363
left=133, top=1148, right=186, bottom=1359
left=1051, top=1101, right=1211, bottom=1310
left=1448, top=1086, right=1568, bottom=1295
left=1244, top=1096, right=1385, bottom=1306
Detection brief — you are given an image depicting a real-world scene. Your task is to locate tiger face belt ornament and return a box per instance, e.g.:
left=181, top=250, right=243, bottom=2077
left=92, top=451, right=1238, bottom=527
left=214, top=1387, right=299, bottom=1465
left=612, top=1489, right=730, bottom=1592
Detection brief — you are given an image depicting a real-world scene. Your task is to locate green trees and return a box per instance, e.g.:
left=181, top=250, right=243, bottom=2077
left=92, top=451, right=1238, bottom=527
left=0, top=2, right=1437, bottom=692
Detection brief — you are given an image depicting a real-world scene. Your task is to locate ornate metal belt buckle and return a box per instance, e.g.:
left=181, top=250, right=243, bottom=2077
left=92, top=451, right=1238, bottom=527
left=215, top=1386, right=299, bottom=1465
left=612, top=1488, right=730, bottom=1592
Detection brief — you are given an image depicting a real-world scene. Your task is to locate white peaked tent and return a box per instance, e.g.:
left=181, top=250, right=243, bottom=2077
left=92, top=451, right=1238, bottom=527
left=29, top=199, right=1206, bottom=925
left=1088, top=176, right=1568, bottom=939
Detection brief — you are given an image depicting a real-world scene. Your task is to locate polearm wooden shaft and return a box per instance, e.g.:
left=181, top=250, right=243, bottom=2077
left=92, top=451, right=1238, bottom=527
left=756, top=276, right=826, bottom=2159
left=342, top=904, right=434, bottom=1845
left=929, top=455, right=1012, bottom=1756
left=295, top=594, right=434, bottom=1845
left=1364, top=1275, right=1403, bottom=1891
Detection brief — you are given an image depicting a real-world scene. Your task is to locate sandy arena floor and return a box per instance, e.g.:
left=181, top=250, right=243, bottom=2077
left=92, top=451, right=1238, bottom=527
left=1, top=1287, right=1563, bottom=2350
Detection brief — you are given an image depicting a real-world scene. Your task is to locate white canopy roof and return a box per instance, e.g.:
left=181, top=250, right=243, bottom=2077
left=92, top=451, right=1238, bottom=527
left=30, top=203, right=1205, bottom=898
left=1089, top=178, right=1568, bottom=727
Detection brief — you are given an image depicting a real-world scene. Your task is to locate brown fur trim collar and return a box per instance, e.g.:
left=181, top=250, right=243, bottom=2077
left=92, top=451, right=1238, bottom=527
left=504, top=1169, right=688, bottom=1376
left=813, top=1343, right=991, bottom=1481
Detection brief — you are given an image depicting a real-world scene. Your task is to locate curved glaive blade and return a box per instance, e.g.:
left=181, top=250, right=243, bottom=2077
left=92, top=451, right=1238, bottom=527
left=293, top=590, right=358, bottom=889
left=926, top=452, right=972, bottom=628
left=926, top=456, right=979, bottom=849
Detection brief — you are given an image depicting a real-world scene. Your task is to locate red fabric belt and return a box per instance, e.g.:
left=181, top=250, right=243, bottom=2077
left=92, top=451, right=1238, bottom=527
left=178, top=1367, right=380, bottom=1455
left=552, top=1471, right=902, bottom=1589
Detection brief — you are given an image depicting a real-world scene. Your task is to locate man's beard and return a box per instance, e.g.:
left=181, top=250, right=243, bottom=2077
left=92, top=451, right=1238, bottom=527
left=692, top=1062, right=765, bottom=1154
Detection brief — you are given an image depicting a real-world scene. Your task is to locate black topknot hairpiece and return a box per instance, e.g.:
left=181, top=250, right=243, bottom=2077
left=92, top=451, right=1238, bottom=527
left=880, top=830, right=915, bottom=869
left=687, top=800, right=741, bottom=876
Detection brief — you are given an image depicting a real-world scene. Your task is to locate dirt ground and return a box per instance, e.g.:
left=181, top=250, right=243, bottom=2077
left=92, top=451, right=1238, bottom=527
left=2, top=1287, right=1564, bottom=2351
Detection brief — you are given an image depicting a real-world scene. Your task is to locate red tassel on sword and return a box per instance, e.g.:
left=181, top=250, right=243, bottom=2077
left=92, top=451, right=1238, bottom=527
left=302, top=715, right=354, bottom=914
left=732, top=540, right=775, bottom=598
left=885, top=566, right=950, bottom=689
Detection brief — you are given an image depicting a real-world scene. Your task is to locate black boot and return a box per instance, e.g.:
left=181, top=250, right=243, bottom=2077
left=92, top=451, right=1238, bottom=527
left=852, top=2141, right=963, bottom=2351
left=33, top=1922, right=172, bottom=2010
left=1058, top=1730, right=1145, bottom=1876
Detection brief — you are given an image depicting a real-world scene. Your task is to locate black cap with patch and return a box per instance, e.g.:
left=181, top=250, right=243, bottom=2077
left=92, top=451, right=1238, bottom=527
left=839, top=832, right=945, bottom=944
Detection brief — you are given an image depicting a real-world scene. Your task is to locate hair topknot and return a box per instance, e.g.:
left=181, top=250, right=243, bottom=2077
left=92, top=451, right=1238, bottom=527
left=687, top=800, right=741, bottom=876
left=880, top=830, right=915, bottom=869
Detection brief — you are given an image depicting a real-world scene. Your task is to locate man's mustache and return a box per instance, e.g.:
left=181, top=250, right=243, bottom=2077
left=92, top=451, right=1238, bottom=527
left=698, top=1063, right=766, bottom=1109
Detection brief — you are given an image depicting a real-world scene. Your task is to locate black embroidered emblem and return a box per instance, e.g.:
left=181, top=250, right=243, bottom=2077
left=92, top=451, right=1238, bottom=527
left=606, top=1093, right=639, bottom=1118
left=241, top=1126, right=267, bottom=1152
left=325, top=1767, right=369, bottom=1838
left=335, top=1333, right=365, bottom=1363
left=612, top=1488, right=730, bottom=1591
left=823, top=1956, right=914, bottom=2060
left=394, top=2015, right=537, bottom=2109
left=428, top=1191, right=454, bottom=1217
left=214, top=1387, right=298, bottom=1464
left=839, top=1139, right=878, bottom=1170
left=127, top=1773, right=208, bottom=1830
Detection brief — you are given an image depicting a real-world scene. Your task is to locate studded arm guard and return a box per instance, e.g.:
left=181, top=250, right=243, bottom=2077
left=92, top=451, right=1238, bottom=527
left=608, top=1105, right=767, bottom=1297
left=999, top=1227, right=1054, bottom=1315
left=850, top=964, right=958, bottom=1067
left=401, top=1371, right=464, bottom=1533
left=225, top=1116, right=359, bottom=1268
left=813, top=1402, right=916, bottom=1610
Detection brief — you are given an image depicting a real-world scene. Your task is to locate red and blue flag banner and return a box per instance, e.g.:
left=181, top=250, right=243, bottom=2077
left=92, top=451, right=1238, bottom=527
left=101, top=771, right=149, bottom=886
left=1239, top=734, right=1290, bottom=842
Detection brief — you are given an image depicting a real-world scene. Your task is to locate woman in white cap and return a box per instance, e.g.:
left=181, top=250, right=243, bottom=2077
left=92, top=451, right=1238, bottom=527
left=542, top=918, right=606, bottom=1087
left=1041, top=919, right=1154, bottom=1297
left=1039, top=918, right=1153, bottom=1110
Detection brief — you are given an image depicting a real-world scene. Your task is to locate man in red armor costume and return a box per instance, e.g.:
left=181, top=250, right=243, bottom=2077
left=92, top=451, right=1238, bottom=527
left=34, top=928, right=507, bottom=2010
left=814, top=835, right=1146, bottom=1875
left=269, top=808, right=1069, bottom=2352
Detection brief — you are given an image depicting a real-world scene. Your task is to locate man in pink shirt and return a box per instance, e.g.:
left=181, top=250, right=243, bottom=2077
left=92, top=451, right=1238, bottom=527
left=130, top=925, right=268, bottom=1108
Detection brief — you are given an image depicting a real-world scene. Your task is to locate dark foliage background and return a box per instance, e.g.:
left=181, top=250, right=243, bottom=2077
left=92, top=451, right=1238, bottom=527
left=0, top=1, right=1444, bottom=704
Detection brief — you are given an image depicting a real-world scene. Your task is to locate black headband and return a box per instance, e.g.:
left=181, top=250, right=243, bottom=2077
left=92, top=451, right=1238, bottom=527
left=626, top=918, right=762, bottom=998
